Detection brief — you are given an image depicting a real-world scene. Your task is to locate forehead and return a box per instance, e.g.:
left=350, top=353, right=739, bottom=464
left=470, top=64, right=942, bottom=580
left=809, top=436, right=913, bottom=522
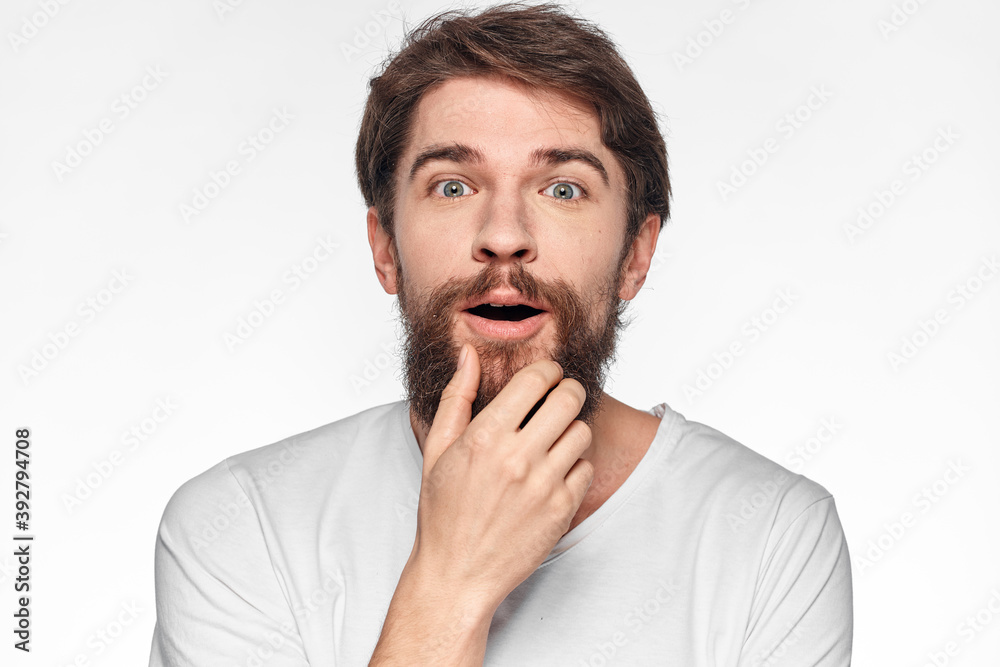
left=401, top=76, right=620, bottom=182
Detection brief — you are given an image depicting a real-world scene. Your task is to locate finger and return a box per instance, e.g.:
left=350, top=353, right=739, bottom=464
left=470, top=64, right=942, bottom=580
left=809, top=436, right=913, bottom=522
left=519, top=377, right=586, bottom=445
left=564, top=457, right=595, bottom=509
left=423, top=344, right=481, bottom=474
left=480, top=358, right=564, bottom=431
left=545, top=419, right=593, bottom=478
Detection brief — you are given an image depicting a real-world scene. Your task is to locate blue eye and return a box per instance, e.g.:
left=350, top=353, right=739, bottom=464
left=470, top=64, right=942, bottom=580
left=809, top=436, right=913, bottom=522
left=437, top=180, right=468, bottom=197
left=544, top=182, right=583, bottom=200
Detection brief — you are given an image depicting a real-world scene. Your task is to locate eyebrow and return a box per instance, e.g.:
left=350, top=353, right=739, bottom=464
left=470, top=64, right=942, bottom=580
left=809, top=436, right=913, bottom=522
left=407, top=143, right=610, bottom=186
left=531, top=147, right=609, bottom=186
left=408, top=144, right=485, bottom=181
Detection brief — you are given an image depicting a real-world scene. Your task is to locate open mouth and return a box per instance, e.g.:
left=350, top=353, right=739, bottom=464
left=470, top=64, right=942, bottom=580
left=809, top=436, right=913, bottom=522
left=466, top=303, right=544, bottom=322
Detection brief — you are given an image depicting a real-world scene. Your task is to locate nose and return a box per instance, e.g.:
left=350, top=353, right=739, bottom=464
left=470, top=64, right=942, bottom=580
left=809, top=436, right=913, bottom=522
left=472, top=194, right=537, bottom=264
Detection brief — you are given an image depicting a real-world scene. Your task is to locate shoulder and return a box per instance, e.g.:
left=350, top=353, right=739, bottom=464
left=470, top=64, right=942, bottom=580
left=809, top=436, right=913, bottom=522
left=157, top=401, right=409, bottom=544
left=225, top=400, right=407, bottom=481
left=653, top=403, right=838, bottom=537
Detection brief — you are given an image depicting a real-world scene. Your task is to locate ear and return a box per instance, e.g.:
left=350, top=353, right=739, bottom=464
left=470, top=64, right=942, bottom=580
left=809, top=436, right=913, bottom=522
left=618, top=213, right=661, bottom=301
left=367, top=206, right=399, bottom=295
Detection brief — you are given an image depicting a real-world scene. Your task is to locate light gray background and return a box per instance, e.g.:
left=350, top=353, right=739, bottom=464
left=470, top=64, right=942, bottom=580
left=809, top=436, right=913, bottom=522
left=2, top=0, right=998, bottom=664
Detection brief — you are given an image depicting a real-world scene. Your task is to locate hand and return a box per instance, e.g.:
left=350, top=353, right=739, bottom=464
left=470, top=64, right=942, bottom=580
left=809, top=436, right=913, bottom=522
left=409, top=344, right=595, bottom=615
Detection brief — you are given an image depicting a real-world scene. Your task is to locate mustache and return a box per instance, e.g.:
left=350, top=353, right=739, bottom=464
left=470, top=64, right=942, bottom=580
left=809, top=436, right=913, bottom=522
left=462, top=262, right=542, bottom=304
left=399, top=262, right=572, bottom=318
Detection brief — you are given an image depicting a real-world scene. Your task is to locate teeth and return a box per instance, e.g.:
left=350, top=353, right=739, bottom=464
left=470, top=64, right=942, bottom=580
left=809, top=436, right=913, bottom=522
left=488, top=303, right=508, bottom=307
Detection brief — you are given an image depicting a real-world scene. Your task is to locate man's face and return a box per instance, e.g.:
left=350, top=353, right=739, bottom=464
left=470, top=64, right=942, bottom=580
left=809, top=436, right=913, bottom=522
left=368, top=76, right=656, bottom=429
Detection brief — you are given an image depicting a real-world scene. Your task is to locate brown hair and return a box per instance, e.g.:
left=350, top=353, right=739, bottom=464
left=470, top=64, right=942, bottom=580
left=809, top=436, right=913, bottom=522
left=354, top=2, right=670, bottom=245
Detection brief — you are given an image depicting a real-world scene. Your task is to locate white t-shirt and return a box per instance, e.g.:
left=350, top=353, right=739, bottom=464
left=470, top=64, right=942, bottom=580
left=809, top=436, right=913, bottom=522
left=149, top=401, right=852, bottom=666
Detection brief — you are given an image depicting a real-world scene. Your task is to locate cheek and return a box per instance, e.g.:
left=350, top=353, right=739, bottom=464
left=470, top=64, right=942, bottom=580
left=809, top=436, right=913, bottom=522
left=561, top=231, right=623, bottom=280
left=394, top=228, right=466, bottom=288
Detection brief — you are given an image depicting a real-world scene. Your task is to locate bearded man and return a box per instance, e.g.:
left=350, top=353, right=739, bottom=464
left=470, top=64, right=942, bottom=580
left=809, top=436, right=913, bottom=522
left=149, top=4, right=852, bottom=665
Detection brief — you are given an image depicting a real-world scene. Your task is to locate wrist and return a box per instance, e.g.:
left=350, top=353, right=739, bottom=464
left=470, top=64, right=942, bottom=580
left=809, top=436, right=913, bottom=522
left=396, top=550, right=498, bottom=631
left=369, top=552, right=496, bottom=665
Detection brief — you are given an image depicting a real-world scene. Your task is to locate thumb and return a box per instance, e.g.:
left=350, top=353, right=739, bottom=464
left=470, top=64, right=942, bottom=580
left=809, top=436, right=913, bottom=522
left=422, top=344, right=480, bottom=475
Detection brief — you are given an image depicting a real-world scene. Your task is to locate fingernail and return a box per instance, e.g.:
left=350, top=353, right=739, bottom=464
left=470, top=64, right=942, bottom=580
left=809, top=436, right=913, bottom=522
left=457, top=344, right=469, bottom=371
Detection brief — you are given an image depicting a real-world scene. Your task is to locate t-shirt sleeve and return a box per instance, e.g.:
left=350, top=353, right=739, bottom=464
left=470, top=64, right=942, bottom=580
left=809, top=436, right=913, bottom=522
left=738, top=496, right=853, bottom=667
left=148, top=460, right=310, bottom=666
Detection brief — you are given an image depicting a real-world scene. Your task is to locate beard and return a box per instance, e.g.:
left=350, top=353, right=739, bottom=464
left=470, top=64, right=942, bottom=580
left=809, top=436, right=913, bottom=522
left=396, top=259, right=628, bottom=432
